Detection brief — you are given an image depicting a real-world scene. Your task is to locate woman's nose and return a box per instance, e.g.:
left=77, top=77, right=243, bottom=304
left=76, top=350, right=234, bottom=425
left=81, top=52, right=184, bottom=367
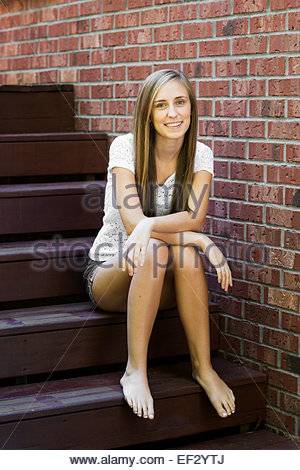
left=168, top=104, right=177, bottom=117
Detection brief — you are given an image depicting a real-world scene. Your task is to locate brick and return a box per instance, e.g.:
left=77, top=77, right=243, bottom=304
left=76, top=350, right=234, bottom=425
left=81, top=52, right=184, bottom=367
left=288, top=100, right=300, bottom=118
left=269, top=78, right=300, bottom=96
left=197, top=100, right=213, bottom=116
left=208, top=199, right=227, bottom=218
left=141, top=8, right=168, bottom=25
left=284, top=272, right=300, bottom=293
left=80, top=68, right=102, bottom=82
left=250, top=57, right=285, bottom=76
left=40, top=39, right=58, bottom=54
left=20, top=11, right=38, bottom=26
left=266, top=408, right=295, bottom=435
left=286, top=145, right=300, bottom=163
left=214, top=140, right=246, bottom=158
left=12, top=57, right=29, bottom=70
left=215, top=99, right=247, bottom=117
left=40, top=8, right=58, bottom=22
left=271, top=0, right=299, bottom=11
left=228, top=317, right=260, bottom=341
left=281, top=352, right=300, bottom=375
left=91, top=117, right=113, bottom=131
left=250, top=13, right=286, bottom=33
left=211, top=293, right=242, bottom=318
left=246, top=265, right=280, bottom=287
left=103, top=100, right=126, bottom=115
left=49, top=54, right=68, bottom=68
left=128, top=28, right=152, bottom=44
left=282, top=312, right=300, bottom=334
left=229, top=240, right=267, bottom=265
left=69, top=20, right=90, bottom=35
left=81, top=35, right=100, bottom=49
left=216, top=18, right=247, bottom=36
left=200, top=0, right=230, bottom=18
left=264, top=328, right=298, bottom=353
left=20, top=42, right=38, bottom=55
left=12, top=28, right=29, bottom=42
left=103, top=66, right=126, bottom=81
left=212, top=219, right=244, bottom=240
left=250, top=99, right=285, bottom=118
left=2, top=15, right=20, bottom=29
left=268, top=368, right=298, bottom=394
left=289, top=11, right=300, bottom=30
left=91, top=50, right=114, bottom=64
left=102, top=31, right=126, bottom=47
left=4, top=73, right=20, bottom=85
left=234, top=0, right=267, bottom=13
left=265, top=287, right=299, bottom=312
left=80, top=101, right=101, bottom=115
left=249, top=184, right=283, bottom=204
left=199, top=39, right=230, bottom=56
left=70, top=51, right=90, bottom=66
left=199, top=120, right=229, bottom=137
left=22, top=72, right=38, bottom=84
left=232, top=36, right=267, bottom=55
left=270, top=34, right=300, bottom=53
left=59, top=4, right=79, bottom=20
left=214, top=181, right=245, bottom=199
left=232, top=121, right=265, bottom=138
left=115, top=12, right=139, bottom=28
left=29, top=25, right=48, bottom=40
left=141, top=45, right=167, bottom=61
left=169, top=43, right=197, bottom=59
left=30, top=56, right=47, bottom=69
left=249, top=142, right=284, bottom=162
left=216, top=59, right=247, bottom=77
left=245, top=303, right=279, bottom=327
left=247, top=223, right=281, bottom=246
left=183, top=22, right=213, bottom=40
left=40, top=70, right=57, bottom=83
left=219, top=333, right=242, bottom=355
left=128, top=0, right=152, bottom=7
left=232, top=79, right=265, bottom=97
left=74, top=85, right=89, bottom=99
left=60, top=69, right=78, bottom=83
left=280, top=392, right=300, bottom=416
left=269, top=122, right=300, bottom=140
left=268, top=166, right=300, bottom=186
left=213, top=160, right=228, bottom=178
left=74, top=117, right=90, bottom=132
left=267, top=248, right=297, bottom=269
left=232, top=161, right=264, bottom=181
left=92, top=16, right=114, bottom=31
left=266, top=387, right=279, bottom=407
left=115, top=117, right=133, bottom=133
left=183, top=62, right=212, bottom=78
left=91, top=85, right=113, bottom=99
left=244, top=340, right=278, bottom=367
left=267, top=207, right=300, bottom=230
left=154, top=25, right=181, bottom=42
left=285, top=187, right=300, bottom=206
left=115, top=83, right=139, bottom=98
left=103, top=0, right=126, bottom=12
left=80, top=1, right=101, bottom=16
left=289, top=57, right=300, bottom=75
left=2, top=44, right=19, bottom=57
left=115, top=47, right=139, bottom=62
left=49, top=22, right=67, bottom=37
left=169, top=4, right=197, bottom=22
left=230, top=202, right=263, bottom=223
left=127, top=65, right=152, bottom=80
left=200, top=81, right=229, bottom=97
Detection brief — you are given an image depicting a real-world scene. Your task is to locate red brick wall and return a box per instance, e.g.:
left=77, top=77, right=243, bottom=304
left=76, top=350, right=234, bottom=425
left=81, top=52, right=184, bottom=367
left=0, top=0, right=299, bottom=441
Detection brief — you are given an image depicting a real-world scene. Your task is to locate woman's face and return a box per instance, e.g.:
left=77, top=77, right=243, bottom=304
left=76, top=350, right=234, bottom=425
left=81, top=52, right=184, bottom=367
left=150, top=79, right=191, bottom=142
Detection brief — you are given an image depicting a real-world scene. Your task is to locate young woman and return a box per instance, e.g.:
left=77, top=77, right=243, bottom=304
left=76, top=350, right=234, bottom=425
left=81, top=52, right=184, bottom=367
left=83, top=69, right=235, bottom=421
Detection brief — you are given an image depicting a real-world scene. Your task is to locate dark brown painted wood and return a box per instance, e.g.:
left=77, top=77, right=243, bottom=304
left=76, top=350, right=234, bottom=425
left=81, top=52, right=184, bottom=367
left=0, top=358, right=266, bottom=449
left=0, top=88, right=74, bottom=133
left=0, top=303, right=220, bottom=378
left=0, top=136, right=108, bottom=177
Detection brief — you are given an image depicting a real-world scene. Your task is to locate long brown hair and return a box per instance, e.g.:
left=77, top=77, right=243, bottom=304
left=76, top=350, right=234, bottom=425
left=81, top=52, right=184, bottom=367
left=133, top=69, right=198, bottom=217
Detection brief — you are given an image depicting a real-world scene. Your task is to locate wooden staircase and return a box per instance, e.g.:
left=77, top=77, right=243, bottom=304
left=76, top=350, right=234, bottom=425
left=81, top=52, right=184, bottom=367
left=0, top=85, right=266, bottom=449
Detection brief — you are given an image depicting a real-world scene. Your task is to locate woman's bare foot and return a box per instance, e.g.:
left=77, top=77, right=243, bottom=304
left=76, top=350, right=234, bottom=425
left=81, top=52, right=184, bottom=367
left=192, top=365, right=236, bottom=418
left=120, top=368, right=155, bottom=420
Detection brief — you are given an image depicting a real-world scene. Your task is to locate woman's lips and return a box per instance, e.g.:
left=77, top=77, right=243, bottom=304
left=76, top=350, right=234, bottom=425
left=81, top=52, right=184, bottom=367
left=164, top=121, right=183, bottom=128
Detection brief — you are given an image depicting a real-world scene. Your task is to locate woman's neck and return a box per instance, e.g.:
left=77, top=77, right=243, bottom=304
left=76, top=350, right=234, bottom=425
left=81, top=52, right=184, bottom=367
left=154, top=134, right=184, bottom=163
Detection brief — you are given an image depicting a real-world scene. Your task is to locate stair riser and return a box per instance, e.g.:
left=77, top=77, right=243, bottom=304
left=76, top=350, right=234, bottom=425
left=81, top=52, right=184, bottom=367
left=0, top=383, right=266, bottom=450
left=0, top=315, right=220, bottom=378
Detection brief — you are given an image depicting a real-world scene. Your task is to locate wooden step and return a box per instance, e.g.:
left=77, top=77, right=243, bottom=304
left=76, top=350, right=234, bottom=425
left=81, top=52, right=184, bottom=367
left=0, top=132, right=108, bottom=178
left=0, top=237, right=94, bottom=302
left=0, top=181, right=105, bottom=235
left=0, top=85, right=74, bottom=134
left=0, top=301, right=220, bottom=378
left=0, top=357, right=266, bottom=450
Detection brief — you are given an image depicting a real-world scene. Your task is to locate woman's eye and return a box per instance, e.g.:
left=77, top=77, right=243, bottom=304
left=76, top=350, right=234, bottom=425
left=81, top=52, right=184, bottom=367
left=156, top=103, right=165, bottom=108
left=177, top=100, right=184, bottom=105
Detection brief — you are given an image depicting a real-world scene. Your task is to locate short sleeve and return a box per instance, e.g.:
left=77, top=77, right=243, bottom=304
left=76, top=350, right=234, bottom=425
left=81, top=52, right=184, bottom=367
left=193, top=141, right=214, bottom=176
left=107, top=133, right=135, bottom=175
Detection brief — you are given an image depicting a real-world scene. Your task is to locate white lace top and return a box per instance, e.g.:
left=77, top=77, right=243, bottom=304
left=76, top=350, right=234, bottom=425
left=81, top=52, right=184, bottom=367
left=88, top=132, right=214, bottom=262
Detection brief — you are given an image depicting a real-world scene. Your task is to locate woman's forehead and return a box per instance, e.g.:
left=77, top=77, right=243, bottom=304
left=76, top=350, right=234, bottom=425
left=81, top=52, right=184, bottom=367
left=154, top=79, right=188, bottom=100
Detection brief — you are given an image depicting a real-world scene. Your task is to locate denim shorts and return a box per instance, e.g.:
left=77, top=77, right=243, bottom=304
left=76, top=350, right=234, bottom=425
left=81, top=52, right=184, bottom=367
left=82, top=258, right=106, bottom=309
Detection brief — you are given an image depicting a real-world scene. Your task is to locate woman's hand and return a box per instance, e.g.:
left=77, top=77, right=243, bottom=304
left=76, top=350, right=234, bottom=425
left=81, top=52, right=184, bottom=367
left=198, top=234, right=233, bottom=292
left=122, top=218, right=154, bottom=276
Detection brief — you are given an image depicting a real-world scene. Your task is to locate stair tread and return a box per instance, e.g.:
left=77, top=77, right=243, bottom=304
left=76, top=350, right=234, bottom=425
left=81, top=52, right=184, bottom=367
left=0, top=357, right=266, bottom=423
left=0, top=301, right=219, bottom=336
left=0, top=132, right=108, bottom=142
left=0, top=180, right=106, bottom=198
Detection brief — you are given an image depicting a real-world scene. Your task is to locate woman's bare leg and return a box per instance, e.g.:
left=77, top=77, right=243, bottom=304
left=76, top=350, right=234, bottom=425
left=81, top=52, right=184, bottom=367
left=169, top=245, right=236, bottom=418
left=91, top=239, right=175, bottom=420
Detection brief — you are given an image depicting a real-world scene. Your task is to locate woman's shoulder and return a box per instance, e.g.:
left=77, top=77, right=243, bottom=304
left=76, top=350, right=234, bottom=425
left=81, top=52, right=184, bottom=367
left=195, top=140, right=213, bottom=156
left=110, top=132, right=134, bottom=150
